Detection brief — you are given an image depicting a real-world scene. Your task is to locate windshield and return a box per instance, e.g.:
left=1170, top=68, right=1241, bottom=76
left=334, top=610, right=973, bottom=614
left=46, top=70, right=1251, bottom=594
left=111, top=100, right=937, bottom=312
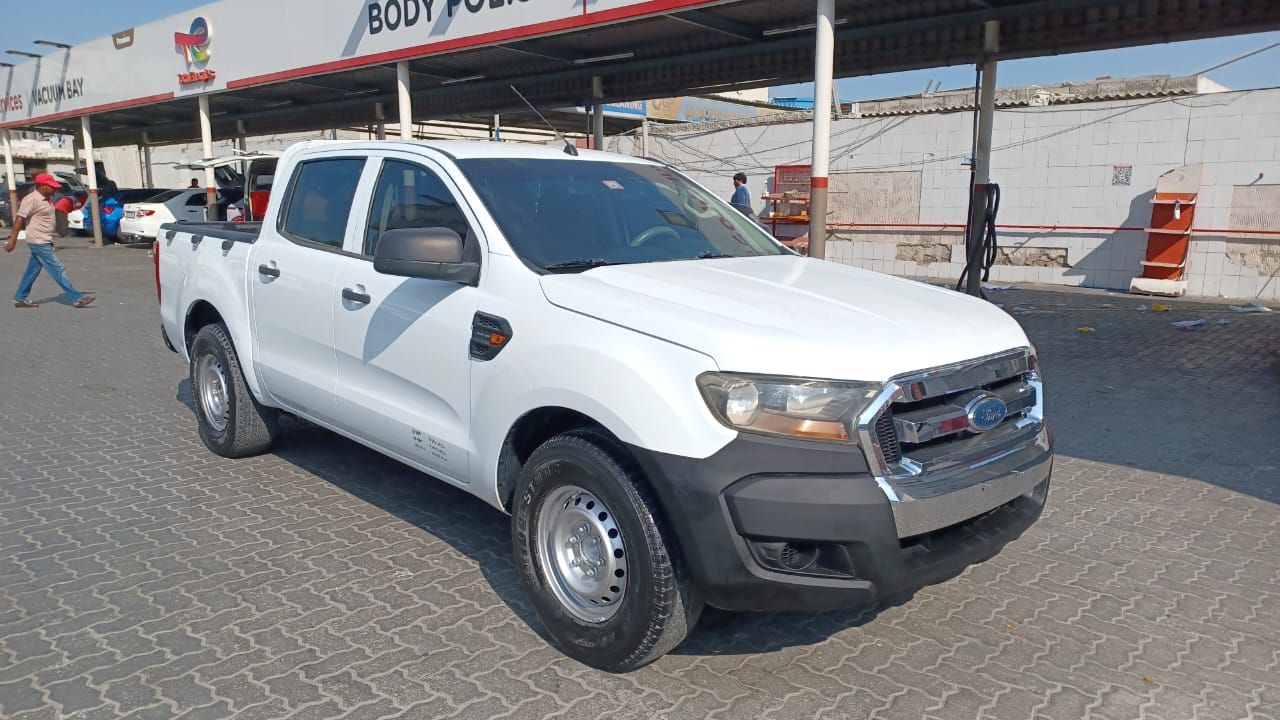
left=457, top=158, right=786, bottom=271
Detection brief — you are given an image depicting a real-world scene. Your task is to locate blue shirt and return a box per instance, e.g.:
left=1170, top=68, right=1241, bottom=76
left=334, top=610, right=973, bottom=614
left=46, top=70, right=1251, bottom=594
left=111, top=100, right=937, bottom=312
left=730, top=184, right=751, bottom=207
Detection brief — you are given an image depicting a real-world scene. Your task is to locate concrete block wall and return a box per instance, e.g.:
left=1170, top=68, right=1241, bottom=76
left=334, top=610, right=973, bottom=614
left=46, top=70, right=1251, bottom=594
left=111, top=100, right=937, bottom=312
left=620, top=87, right=1280, bottom=301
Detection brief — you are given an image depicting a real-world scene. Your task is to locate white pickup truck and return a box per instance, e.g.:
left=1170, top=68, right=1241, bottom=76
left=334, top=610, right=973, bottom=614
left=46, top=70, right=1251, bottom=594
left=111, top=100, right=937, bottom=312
left=157, top=139, right=1052, bottom=672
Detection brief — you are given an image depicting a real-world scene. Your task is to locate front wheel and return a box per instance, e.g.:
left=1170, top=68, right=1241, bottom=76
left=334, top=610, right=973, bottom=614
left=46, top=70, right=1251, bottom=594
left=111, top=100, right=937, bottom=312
left=512, top=430, right=701, bottom=672
left=189, top=323, right=278, bottom=458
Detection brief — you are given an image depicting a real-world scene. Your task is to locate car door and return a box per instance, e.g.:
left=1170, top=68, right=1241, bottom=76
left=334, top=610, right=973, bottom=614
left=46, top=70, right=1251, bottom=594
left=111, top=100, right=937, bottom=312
left=179, top=192, right=208, bottom=221
left=250, top=155, right=372, bottom=426
left=330, top=155, right=480, bottom=484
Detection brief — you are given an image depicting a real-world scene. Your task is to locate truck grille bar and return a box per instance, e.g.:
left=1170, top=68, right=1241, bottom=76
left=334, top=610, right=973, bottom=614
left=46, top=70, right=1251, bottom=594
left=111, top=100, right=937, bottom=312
left=857, top=348, right=1044, bottom=500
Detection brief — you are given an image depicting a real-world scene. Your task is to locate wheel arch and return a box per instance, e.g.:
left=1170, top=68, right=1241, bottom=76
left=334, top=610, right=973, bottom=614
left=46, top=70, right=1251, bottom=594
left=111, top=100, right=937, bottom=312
left=184, top=299, right=225, bottom=351
left=496, top=406, right=627, bottom=513
left=182, top=298, right=269, bottom=403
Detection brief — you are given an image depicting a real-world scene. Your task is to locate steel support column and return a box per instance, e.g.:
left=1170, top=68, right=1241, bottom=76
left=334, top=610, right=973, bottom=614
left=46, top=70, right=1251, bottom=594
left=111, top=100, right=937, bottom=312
left=3, top=131, right=16, bottom=227
left=397, top=61, right=412, bottom=140
left=141, top=132, right=154, bottom=189
left=81, top=117, right=103, bottom=248
left=964, top=21, right=1000, bottom=297
left=492, top=113, right=501, bottom=142
left=236, top=120, right=249, bottom=187
left=375, top=102, right=387, bottom=140
left=198, top=94, right=217, bottom=221
left=640, top=117, right=649, bottom=156
left=592, top=76, right=604, bottom=150
left=807, top=0, right=836, bottom=259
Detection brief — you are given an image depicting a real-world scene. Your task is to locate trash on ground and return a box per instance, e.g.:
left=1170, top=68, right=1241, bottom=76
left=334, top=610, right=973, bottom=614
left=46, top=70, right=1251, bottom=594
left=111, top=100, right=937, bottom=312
left=1137, top=304, right=1148, bottom=312
left=1216, top=318, right=1230, bottom=325
left=1077, top=326, right=1096, bottom=333
left=983, top=284, right=1018, bottom=291
left=1170, top=319, right=1206, bottom=330
left=1150, top=303, right=1171, bottom=312
left=1228, top=302, right=1272, bottom=313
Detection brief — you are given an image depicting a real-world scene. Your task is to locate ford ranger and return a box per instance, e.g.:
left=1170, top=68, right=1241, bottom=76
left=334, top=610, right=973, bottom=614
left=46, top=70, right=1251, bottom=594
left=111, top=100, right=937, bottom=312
left=157, top=140, right=1051, bottom=672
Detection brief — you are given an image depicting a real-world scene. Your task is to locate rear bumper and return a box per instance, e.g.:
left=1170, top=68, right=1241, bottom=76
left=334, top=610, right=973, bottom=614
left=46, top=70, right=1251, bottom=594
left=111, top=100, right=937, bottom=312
left=629, top=433, right=1050, bottom=612
left=118, top=218, right=160, bottom=239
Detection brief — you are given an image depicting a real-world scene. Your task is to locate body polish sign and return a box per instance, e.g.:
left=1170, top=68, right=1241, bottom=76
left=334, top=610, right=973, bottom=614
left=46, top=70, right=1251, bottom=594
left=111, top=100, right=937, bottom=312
left=1, top=0, right=709, bottom=128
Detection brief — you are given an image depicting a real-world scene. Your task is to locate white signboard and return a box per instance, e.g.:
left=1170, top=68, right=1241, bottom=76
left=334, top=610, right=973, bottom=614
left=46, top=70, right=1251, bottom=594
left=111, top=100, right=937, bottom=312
left=0, top=0, right=719, bottom=130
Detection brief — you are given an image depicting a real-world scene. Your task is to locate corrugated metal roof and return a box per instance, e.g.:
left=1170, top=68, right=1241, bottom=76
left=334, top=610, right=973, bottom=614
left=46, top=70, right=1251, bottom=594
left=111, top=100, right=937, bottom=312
left=853, top=75, right=1213, bottom=117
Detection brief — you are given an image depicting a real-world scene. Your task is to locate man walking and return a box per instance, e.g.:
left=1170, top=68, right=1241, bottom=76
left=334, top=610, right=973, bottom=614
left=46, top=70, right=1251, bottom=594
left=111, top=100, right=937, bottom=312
left=730, top=172, right=751, bottom=209
left=5, top=174, right=95, bottom=308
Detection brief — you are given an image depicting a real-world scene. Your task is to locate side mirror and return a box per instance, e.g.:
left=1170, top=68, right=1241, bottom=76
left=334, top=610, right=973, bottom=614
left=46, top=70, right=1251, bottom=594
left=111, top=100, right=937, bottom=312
left=373, top=227, right=480, bottom=286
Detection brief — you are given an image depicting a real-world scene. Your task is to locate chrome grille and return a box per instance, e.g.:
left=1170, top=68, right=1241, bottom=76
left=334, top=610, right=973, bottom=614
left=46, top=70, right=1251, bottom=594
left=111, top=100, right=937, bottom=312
left=859, top=349, right=1041, bottom=481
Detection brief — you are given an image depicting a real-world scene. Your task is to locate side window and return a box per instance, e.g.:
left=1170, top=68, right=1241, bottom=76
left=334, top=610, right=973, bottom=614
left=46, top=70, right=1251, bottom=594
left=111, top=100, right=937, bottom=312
left=364, top=159, right=471, bottom=256
left=185, top=193, right=207, bottom=207
left=281, top=158, right=365, bottom=249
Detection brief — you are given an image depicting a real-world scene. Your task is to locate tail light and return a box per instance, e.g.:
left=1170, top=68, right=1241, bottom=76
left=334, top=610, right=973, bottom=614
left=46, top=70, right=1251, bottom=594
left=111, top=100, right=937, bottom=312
left=153, top=240, right=161, bottom=303
left=141, top=209, right=156, bottom=217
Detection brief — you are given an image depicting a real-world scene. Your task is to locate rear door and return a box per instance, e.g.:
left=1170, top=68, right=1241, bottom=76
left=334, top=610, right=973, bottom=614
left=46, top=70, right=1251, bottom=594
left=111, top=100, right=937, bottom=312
left=178, top=192, right=208, bottom=222
left=329, top=154, right=480, bottom=483
left=250, top=154, right=373, bottom=425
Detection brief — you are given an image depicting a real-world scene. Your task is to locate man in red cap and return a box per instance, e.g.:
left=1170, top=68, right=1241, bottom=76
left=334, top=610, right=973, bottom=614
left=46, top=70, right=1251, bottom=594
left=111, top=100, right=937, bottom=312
left=5, top=173, right=94, bottom=308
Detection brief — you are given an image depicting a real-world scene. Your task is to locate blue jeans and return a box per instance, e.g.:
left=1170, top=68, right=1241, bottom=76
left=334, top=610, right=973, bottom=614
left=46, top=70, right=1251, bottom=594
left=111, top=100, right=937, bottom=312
left=14, top=243, right=84, bottom=303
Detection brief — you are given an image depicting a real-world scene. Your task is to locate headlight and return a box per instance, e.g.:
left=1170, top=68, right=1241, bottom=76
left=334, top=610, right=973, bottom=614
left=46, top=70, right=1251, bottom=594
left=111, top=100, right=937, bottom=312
left=697, top=372, right=881, bottom=443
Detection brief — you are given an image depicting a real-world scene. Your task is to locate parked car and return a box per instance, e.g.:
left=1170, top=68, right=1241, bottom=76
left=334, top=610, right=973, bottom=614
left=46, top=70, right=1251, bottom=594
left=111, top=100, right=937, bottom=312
left=177, top=153, right=279, bottom=221
left=119, top=188, right=242, bottom=241
left=69, top=189, right=168, bottom=239
left=157, top=140, right=1051, bottom=672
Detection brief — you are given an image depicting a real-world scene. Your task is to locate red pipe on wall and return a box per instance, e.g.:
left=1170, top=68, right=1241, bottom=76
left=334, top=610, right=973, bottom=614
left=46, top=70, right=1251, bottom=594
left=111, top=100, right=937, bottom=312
left=823, top=222, right=1280, bottom=236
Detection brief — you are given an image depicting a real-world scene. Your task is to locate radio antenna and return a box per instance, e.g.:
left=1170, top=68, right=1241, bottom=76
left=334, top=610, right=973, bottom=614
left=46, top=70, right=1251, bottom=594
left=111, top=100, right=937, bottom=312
left=510, top=84, right=578, bottom=156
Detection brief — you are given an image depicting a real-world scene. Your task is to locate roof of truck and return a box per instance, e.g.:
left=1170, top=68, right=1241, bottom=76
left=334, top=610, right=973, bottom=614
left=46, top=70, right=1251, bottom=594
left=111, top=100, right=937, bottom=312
left=294, top=139, right=654, bottom=163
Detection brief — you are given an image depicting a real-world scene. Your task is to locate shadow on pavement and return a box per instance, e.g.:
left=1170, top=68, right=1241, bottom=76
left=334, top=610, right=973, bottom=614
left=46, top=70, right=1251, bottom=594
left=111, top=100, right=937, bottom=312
left=175, top=379, right=902, bottom=657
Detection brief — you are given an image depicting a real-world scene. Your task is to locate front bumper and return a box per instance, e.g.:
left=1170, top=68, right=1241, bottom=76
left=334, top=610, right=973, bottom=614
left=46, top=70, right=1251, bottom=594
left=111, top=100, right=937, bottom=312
left=628, top=432, right=1051, bottom=612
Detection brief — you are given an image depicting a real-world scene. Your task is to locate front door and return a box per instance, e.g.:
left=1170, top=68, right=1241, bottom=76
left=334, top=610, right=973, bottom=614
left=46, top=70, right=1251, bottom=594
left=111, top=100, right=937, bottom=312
left=332, top=156, right=479, bottom=484
left=250, top=156, right=370, bottom=425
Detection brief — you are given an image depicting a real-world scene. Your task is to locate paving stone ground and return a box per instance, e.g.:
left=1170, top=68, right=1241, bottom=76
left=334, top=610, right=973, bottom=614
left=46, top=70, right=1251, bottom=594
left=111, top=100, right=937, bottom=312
left=1, top=241, right=1278, bottom=720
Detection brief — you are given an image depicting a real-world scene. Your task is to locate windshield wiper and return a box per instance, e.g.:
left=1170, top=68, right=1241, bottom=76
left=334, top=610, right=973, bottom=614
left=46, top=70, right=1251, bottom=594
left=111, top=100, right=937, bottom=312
left=695, top=251, right=736, bottom=259
left=542, top=258, right=624, bottom=273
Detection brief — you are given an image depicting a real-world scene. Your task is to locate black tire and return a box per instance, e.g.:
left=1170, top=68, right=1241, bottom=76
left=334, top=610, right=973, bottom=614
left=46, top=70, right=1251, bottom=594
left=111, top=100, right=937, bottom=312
left=512, top=429, right=702, bottom=672
left=189, top=323, right=278, bottom=458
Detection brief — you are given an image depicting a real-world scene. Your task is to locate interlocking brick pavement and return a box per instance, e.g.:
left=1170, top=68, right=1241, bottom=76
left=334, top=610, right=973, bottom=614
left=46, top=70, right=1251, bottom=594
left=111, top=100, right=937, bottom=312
left=1, top=243, right=1277, bottom=719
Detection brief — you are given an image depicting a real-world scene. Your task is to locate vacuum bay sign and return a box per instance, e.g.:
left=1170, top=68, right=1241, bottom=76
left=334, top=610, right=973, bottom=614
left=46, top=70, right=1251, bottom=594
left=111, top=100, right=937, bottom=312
left=0, top=0, right=720, bottom=129
left=29, top=79, right=87, bottom=109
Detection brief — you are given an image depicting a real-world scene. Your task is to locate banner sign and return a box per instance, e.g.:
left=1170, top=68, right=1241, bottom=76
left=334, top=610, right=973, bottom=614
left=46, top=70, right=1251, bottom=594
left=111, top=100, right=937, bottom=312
left=0, top=0, right=717, bottom=129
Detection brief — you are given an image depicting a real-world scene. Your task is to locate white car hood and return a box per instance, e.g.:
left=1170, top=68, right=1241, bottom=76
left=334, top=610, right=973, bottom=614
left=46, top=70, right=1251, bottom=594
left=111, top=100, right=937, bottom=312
left=539, top=255, right=1029, bottom=381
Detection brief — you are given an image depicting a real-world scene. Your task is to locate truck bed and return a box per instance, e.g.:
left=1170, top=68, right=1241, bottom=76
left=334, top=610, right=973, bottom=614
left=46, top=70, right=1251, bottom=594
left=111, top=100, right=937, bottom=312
left=160, top=221, right=261, bottom=245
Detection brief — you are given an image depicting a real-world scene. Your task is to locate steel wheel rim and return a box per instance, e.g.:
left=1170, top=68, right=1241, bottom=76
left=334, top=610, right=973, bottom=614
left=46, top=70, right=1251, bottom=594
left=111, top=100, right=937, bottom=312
left=196, top=354, right=230, bottom=433
left=536, top=483, right=628, bottom=623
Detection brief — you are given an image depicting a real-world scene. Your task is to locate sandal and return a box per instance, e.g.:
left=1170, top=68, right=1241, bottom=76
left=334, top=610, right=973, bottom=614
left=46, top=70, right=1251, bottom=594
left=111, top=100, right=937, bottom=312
left=14, top=300, right=38, bottom=308
left=72, top=296, right=95, bottom=308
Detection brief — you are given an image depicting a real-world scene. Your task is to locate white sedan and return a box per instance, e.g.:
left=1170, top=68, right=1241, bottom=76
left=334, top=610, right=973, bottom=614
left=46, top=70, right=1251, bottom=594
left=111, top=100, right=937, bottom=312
left=118, top=189, right=212, bottom=241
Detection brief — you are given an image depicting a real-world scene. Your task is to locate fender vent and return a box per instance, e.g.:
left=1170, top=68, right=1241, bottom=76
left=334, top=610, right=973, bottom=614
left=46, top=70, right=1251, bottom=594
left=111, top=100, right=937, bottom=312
left=470, top=312, right=513, bottom=361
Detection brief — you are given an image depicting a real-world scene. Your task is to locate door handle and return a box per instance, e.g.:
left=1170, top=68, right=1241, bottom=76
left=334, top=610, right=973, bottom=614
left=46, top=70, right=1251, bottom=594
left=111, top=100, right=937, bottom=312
left=342, top=287, right=371, bottom=304
left=257, top=264, right=280, bottom=278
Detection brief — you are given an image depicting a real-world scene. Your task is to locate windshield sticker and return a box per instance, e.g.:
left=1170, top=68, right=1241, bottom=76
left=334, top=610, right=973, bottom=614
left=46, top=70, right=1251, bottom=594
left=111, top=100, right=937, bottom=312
left=602, top=180, right=624, bottom=190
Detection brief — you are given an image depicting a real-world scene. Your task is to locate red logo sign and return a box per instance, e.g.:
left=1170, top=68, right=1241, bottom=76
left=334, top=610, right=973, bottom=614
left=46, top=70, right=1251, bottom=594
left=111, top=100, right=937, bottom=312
left=178, top=69, right=217, bottom=85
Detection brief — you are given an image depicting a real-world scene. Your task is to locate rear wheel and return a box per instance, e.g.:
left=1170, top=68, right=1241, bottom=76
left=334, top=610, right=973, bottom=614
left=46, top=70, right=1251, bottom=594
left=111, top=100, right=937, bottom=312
left=189, top=323, right=278, bottom=458
left=512, top=430, right=701, bottom=672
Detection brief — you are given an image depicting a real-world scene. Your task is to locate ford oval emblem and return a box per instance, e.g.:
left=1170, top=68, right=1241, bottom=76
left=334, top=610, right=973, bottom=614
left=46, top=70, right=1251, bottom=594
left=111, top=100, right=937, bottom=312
left=965, top=393, right=1008, bottom=432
